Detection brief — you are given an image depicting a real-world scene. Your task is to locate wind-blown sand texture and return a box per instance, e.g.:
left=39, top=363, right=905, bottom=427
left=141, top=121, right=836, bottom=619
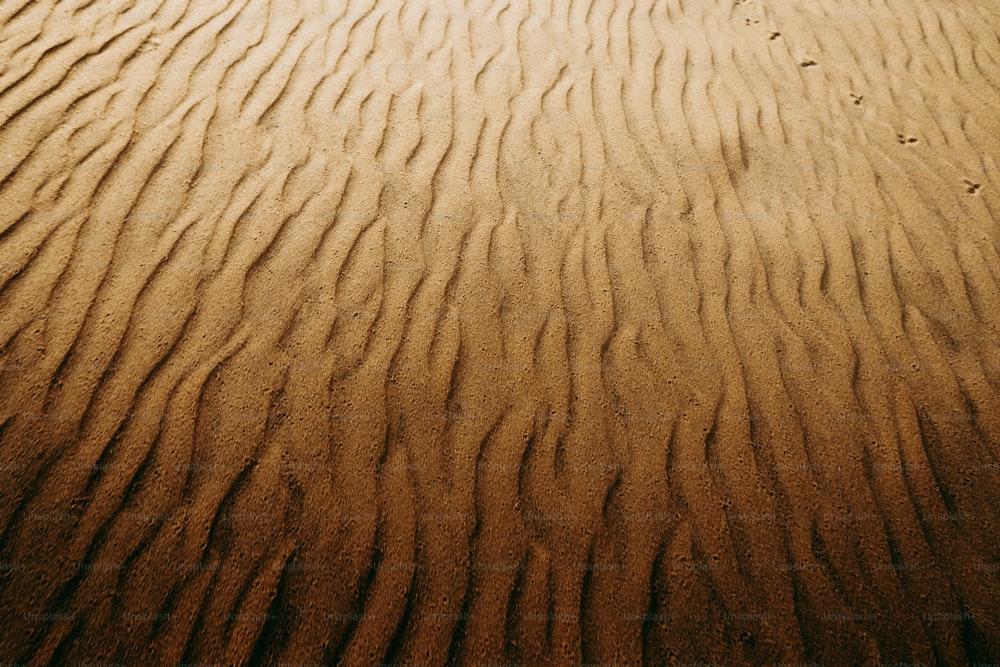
left=1, top=0, right=1000, bottom=664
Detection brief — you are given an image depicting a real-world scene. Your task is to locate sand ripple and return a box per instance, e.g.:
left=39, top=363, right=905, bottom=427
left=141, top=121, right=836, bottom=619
left=1, top=0, right=999, bottom=663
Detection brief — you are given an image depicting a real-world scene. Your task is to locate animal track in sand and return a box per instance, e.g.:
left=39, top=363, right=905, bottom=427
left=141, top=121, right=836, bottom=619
left=800, top=58, right=818, bottom=67
left=897, top=133, right=919, bottom=144
left=851, top=93, right=864, bottom=105
left=964, top=178, right=981, bottom=194
left=768, top=31, right=781, bottom=40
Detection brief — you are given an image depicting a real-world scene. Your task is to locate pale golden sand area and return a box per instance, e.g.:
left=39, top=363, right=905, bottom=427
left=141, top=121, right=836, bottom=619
left=1, top=0, right=999, bottom=664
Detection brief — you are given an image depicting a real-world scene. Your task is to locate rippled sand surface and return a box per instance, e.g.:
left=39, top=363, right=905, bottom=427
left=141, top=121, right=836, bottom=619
left=1, top=0, right=1000, bottom=663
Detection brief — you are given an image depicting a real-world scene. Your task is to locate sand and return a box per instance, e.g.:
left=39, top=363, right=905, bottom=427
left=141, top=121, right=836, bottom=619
left=1, top=0, right=999, bottom=664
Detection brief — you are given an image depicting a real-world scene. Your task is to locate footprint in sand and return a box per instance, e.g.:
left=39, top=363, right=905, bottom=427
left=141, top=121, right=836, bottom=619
left=850, top=93, right=864, bottom=106
left=744, top=18, right=760, bottom=25
left=897, top=133, right=919, bottom=144
left=768, top=31, right=781, bottom=40
left=800, top=59, right=818, bottom=67
left=964, top=178, right=981, bottom=194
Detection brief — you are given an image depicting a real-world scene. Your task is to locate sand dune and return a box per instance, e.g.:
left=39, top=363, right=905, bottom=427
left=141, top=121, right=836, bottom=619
left=1, top=0, right=999, bottom=664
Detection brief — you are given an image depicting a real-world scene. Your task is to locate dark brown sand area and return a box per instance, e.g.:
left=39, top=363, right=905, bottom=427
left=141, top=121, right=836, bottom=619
left=1, top=0, right=1000, bottom=664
